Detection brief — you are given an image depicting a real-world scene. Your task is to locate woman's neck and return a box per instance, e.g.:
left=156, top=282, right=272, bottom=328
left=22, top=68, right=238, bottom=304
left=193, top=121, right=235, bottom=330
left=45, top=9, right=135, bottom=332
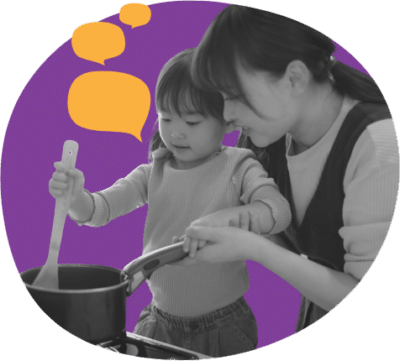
left=291, top=84, right=344, bottom=154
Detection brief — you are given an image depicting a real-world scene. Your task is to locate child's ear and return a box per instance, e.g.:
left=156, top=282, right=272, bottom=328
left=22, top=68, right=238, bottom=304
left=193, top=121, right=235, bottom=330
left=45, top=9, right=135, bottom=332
left=285, top=60, right=310, bottom=96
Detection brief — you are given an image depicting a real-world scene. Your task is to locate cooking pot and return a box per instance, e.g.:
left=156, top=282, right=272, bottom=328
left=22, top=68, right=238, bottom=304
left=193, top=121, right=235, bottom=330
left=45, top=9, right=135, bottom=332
left=20, top=241, right=187, bottom=344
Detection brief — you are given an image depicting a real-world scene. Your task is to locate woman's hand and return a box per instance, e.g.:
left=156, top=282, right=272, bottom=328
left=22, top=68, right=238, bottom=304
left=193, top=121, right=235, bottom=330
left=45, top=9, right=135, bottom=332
left=172, top=211, right=263, bottom=264
left=185, top=211, right=261, bottom=258
left=177, top=226, right=263, bottom=266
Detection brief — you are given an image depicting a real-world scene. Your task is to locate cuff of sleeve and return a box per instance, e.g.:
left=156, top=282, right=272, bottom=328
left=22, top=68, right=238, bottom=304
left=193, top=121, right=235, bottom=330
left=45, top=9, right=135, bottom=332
left=256, top=198, right=292, bottom=235
left=68, top=190, right=108, bottom=227
left=68, top=189, right=94, bottom=226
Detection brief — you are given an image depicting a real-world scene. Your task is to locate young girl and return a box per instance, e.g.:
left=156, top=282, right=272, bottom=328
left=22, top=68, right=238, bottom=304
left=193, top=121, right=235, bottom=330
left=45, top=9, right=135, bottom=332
left=182, top=4, right=398, bottom=332
left=49, top=48, right=291, bottom=357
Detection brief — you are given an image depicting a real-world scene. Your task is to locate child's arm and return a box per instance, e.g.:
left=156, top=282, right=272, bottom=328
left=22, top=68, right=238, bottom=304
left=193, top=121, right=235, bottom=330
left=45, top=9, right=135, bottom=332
left=182, top=153, right=291, bottom=257
left=189, top=201, right=274, bottom=234
left=49, top=161, right=151, bottom=226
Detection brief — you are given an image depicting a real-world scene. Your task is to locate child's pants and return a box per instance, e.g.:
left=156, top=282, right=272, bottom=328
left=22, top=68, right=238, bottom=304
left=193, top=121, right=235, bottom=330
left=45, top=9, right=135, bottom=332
left=133, top=296, right=258, bottom=357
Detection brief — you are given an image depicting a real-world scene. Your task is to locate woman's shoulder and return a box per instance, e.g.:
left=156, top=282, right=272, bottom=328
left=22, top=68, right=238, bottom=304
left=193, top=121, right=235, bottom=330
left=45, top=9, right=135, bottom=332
left=344, top=117, right=398, bottom=190
left=358, top=118, right=398, bottom=165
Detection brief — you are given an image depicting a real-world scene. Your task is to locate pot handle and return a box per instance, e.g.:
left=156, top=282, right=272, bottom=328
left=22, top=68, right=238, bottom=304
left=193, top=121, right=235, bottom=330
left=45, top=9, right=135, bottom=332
left=121, top=241, right=188, bottom=296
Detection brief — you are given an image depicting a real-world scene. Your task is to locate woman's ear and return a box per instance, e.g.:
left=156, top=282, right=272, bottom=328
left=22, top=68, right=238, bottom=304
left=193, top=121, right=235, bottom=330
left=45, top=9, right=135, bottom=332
left=285, top=60, right=310, bottom=96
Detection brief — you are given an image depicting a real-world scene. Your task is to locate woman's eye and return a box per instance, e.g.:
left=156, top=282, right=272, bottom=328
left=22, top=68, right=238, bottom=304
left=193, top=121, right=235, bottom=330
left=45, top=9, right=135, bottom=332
left=160, top=117, right=170, bottom=122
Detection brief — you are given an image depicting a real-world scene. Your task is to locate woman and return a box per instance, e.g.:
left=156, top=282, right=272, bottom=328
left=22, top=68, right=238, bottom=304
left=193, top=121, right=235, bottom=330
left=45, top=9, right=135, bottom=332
left=178, top=5, right=398, bottom=331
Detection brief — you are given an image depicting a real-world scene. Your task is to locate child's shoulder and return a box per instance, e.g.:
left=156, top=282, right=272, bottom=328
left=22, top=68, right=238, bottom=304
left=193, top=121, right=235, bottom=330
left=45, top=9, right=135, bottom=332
left=223, top=146, right=257, bottom=160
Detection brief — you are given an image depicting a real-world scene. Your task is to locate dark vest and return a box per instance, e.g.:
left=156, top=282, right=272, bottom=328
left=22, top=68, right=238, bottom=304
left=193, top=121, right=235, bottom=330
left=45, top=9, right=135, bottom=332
left=264, top=102, right=391, bottom=330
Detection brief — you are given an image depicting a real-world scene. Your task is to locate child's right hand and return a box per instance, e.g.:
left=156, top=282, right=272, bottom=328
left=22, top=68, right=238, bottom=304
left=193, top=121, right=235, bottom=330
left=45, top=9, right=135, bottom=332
left=49, top=162, right=86, bottom=208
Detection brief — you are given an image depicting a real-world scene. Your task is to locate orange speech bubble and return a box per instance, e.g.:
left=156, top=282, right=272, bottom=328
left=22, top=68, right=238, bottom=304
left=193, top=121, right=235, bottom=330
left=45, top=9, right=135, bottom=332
left=67, top=71, right=151, bottom=142
left=71, top=22, right=125, bottom=65
left=119, top=3, right=151, bottom=28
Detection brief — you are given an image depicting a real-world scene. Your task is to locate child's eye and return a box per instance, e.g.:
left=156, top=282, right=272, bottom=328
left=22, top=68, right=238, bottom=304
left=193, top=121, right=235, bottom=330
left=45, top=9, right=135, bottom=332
left=186, top=122, right=200, bottom=127
left=160, top=117, right=170, bottom=122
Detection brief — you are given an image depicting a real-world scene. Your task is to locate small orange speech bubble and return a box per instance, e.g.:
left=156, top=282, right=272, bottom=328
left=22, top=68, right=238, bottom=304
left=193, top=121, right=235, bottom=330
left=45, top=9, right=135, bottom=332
left=68, top=71, right=151, bottom=142
left=120, top=3, right=151, bottom=29
left=71, top=22, right=125, bottom=65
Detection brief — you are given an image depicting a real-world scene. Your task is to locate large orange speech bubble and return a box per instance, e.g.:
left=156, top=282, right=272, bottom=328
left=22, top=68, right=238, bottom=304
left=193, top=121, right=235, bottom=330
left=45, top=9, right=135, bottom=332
left=119, top=3, right=151, bottom=28
left=71, top=22, right=125, bottom=65
left=67, top=71, right=150, bottom=142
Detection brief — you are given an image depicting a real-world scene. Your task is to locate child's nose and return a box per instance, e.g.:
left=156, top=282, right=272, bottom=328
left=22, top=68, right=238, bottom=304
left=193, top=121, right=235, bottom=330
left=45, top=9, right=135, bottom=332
left=170, top=129, right=185, bottom=139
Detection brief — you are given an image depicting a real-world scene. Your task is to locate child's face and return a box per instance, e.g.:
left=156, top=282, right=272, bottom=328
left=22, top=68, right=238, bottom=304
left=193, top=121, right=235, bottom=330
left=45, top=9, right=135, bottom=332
left=158, top=109, right=226, bottom=169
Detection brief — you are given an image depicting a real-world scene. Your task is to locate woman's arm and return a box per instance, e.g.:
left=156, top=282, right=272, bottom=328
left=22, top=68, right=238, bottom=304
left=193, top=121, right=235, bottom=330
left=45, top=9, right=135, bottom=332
left=185, top=226, right=358, bottom=311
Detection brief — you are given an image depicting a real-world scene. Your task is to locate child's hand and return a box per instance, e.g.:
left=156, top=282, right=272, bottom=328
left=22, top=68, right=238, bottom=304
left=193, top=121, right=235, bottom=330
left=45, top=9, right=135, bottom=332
left=189, top=208, right=238, bottom=229
left=230, top=211, right=262, bottom=235
left=49, top=162, right=85, bottom=208
left=190, top=209, right=262, bottom=233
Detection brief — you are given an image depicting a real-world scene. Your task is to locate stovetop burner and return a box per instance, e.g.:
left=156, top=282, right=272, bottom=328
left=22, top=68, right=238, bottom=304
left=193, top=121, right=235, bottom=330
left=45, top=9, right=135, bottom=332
left=98, top=332, right=207, bottom=359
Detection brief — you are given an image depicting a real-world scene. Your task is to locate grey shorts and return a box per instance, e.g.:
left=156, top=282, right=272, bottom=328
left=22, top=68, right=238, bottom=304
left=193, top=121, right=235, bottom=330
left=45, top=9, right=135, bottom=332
left=133, top=296, right=258, bottom=357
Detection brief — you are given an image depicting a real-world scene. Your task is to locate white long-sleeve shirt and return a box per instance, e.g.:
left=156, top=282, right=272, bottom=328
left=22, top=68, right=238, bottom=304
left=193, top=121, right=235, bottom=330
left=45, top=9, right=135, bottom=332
left=286, top=96, right=398, bottom=280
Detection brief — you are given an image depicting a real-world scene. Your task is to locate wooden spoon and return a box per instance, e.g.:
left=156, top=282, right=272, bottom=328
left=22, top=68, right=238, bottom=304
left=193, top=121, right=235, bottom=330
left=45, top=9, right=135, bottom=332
left=33, top=140, right=79, bottom=289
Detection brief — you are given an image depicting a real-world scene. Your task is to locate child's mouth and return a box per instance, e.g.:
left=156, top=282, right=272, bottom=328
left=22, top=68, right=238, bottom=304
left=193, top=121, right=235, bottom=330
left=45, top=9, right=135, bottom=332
left=172, top=144, right=190, bottom=152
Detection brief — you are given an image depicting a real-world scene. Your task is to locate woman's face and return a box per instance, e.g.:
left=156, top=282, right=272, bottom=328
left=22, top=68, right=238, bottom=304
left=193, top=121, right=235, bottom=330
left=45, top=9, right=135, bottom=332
left=222, top=65, right=299, bottom=147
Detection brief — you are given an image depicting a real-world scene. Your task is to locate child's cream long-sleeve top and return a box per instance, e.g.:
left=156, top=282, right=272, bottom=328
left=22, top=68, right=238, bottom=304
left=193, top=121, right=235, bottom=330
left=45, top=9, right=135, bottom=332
left=81, top=146, right=291, bottom=317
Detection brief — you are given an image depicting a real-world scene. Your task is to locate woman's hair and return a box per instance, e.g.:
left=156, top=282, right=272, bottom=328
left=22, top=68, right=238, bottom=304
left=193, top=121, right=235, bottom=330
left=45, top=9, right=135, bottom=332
left=149, top=48, right=225, bottom=161
left=191, top=5, right=386, bottom=158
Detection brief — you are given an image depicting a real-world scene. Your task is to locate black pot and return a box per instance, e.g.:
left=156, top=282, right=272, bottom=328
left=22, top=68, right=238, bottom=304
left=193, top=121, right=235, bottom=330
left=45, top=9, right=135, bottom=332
left=20, top=242, right=187, bottom=344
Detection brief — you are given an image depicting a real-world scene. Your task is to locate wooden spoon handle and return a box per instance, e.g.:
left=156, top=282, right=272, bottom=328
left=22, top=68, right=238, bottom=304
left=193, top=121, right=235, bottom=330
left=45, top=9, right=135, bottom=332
left=47, top=140, right=79, bottom=263
left=33, top=141, right=79, bottom=288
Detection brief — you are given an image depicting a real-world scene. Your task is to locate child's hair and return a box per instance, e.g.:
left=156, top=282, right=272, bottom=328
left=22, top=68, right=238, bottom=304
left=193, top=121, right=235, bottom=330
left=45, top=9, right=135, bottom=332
left=149, top=48, right=225, bottom=162
left=190, top=5, right=386, bottom=159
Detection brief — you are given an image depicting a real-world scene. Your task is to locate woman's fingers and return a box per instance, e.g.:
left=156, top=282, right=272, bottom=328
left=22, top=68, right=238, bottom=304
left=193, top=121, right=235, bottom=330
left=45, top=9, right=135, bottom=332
left=229, top=217, right=240, bottom=228
left=239, top=212, right=249, bottom=230
left=189, top=239, right=199, bottom=258
left=183, top=236, right=191, bottom=253
left=182, top=236, right=201, bottom=258
left=198, top=239, right=207, bottom=249
left=249, top=211, right=261, bottom=235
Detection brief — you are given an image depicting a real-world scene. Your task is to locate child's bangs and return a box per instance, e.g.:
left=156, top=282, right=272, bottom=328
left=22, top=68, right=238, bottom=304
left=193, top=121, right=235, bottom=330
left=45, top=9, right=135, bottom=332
left=158, top=82, right=223, bottom=121
left=157, top=84, right=199, bottom=115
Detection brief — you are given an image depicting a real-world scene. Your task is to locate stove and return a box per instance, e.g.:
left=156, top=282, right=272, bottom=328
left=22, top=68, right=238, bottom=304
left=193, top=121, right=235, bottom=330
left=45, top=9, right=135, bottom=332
left=98, top=332, right=209, bottom=359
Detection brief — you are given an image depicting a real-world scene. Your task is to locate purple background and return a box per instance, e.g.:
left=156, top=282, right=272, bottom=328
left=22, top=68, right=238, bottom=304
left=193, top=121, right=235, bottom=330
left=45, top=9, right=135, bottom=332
left=1, top=1, right=369, bottom=350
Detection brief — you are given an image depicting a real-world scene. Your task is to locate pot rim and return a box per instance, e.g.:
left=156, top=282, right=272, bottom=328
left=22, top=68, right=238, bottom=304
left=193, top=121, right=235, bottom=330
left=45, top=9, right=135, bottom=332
left=21, top=263, right=129, bottom=295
